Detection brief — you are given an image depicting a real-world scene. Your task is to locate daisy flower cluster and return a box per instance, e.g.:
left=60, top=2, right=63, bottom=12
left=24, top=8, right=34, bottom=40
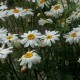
left=21, top=30, right=60, bottom=47
left=1, top=0, right=80, bottom=80
left=7, top=7, right=34, bottom=18
left=0, top=28, right=13, bottom=59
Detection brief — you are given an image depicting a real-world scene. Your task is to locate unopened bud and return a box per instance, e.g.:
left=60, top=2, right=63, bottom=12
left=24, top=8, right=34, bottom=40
left=37, top=13, right=41, bottom=16
left=11, top=40, right=21, bottom=48
left=21, top=66, right=28, bottom=72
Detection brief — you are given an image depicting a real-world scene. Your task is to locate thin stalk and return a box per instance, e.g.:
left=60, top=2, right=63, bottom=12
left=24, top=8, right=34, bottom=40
left=34, top=69, right=38, bottom=80
left=8, top=54, right=20, bottom=80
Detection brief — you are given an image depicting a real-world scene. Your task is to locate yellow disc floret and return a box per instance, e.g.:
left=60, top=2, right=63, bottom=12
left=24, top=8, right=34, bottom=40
left=13, top=9, right=20, bottom=13
left=54, top=5, right=60, bottom=10
left=24, top=52, right=33, bottom=58
left=27, top=34, right=35, bottom=40
left=70, top=32, right=77, bottom=37
left=7, top=36, right=13, bottom=40
left=46, top=35, right=52, bottom=39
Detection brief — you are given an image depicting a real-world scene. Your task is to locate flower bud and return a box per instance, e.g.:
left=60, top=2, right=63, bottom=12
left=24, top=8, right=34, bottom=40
left=37, top=13, right=41, bottom=17
left=21, top=66, right=28, bottom=72
left=11, top=40, right=21, bottom=48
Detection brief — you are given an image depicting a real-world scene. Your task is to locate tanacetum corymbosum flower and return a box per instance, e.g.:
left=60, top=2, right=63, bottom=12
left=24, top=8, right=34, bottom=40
left=50, top=4, right=64, bottom=18
left=18, top=50, right=41, bottom=69
left=0, top=27, right=7, bottom=38
left=73, top=25, right=80, bottom=32
left=37, top=0, right=50, bottom=9
left=0, top=5, right=7, bottom=10
left=69, top=11, right=80, bottom=21
left=63, top=30, right=80, bottom=44
left=1, top=33, right=18, bottom=47
left=44, top=11, right=54, bottom=17
left=24, top=8, right=34, bottom=16
left=21, top=30, right=42, bottom=48
left=0, top=28, right=8, bottom=43
left=58, top=18, right=71, bottom=27
left=42, top=30, right=60, bottom=46
left=0, top=10, right=7, bottom=21
left=0, top=44, right=13, bottom=59
left=38, top=18, right=53, bottom=26
left=8, top=7, right=26, bottom=18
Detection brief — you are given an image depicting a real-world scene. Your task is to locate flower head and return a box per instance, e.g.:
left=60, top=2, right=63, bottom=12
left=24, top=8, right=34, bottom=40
left=50, top=4, right=63, bottom=18
left=64, top=30, right=80, bottom=44
left=0, top=45, right=13, bottom=59
left=1, top=33, right=18, bottom=47
left=42, top=30, right=60, bottom=46
left=0, top=10, right=7, bottom=21
left=69, top=11, right=80, bottom=21
left=21, top=30, right=41, bottom=48
left=37, top=0, right=50, bottom=9
left=38, top=18, right=53, bottom=26
left=19, top=50, right=41, bottom=69
left=0, top=5, right=7, bottom=10
left=8, top=7, right=26, bottom=18
left=24, top=8, right=34, bottom=16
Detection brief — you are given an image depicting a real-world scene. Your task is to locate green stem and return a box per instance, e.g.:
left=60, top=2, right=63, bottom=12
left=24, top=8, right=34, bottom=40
left=8, top=54, right=20, bottom=80
left=34, top=69, right=38, bottom=80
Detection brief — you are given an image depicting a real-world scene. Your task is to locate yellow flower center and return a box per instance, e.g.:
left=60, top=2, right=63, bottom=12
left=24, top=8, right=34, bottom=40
left=13, top=9, right=20, bottom=13
left=70, top=32, right=77, bottom=37
left=75, top=13, right=78, bottom=16
left=7, top=36, right=13, bottom=40
left=46, top=35, right=52, bottom=39
left=24, top=52, right=33, bottom=58
left=27, top=34, right=35, bottom=40
left=54, top=5, right=60, bottom=10
left=40, top=0, right=46, bottom=4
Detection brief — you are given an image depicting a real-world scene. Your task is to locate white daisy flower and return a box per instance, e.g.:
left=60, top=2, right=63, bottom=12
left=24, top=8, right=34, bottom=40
left=21, top=30, right=41, bottom=48
left=24, top=8, right=34, bottom=16
left=69, top=11, right=80, bottom=20
left=76, top=0, right=80, bottom=8
left=58, top=18, right=71, bottom=27
left=8, top=7, right=26, bottom=18
left=0, top=5, right=7, bottom=10
left=0, top=28, right=8, bottom=43
left=50, top=4, right=64, bottom=18
left=37, top=0, right=50, bottom=9
left=2, top=33, right=18, bottom=47
left=73, top=25, right=80, bottom=32
left=44, top=11, right=54, bottom=17
left=42, top=30, right=60, bottom=46
left=0, top=27, right=7, bottom=38
left=38, top=18, right=53, bottom=26
left=64, top=30, right=80, bottom=44
left=0, top=45, right=13, bottom=59
left=0, top=10, right=7, bottom=21
left=58, top=0, right=68, bottom=9
left=19, top=50, right=41, bottom=69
